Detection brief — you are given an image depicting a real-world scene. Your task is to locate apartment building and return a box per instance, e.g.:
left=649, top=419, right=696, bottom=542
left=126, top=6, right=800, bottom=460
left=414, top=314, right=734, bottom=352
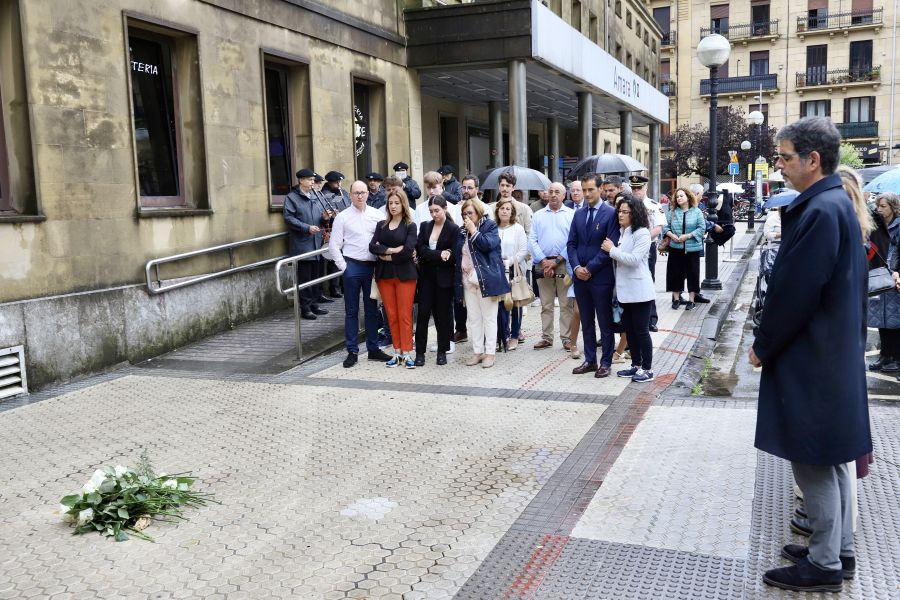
left=651, top=0, right=899, bottom=185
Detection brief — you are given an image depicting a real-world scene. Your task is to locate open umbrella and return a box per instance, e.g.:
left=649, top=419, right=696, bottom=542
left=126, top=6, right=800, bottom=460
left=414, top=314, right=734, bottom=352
left=717, top=182, right=745, bottom=194
left=764, top=189, right=798, bottom=209
left=568, top=153, right=646, bottom=178
left=859, top=164, right=898, bottom=184
left=864, top=167, right=900, bottom=194
left=479, top=165, right=552, bottom=191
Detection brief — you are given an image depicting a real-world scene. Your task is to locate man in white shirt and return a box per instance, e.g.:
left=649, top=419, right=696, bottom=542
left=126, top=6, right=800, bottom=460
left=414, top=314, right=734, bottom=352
left=329, top=181, right=393, bottom=367
left=530, top=182, right=575, bottom=350
left=414, top=171, right=463, bottom=227
left=565, top=180, right=585, bottom=210
left=629, top=175, right=666, bottom=331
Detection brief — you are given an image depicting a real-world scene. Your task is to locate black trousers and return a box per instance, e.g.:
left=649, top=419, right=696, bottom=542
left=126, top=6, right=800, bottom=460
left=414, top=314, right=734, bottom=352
left=666, top=248, right=701, bottom=294
left=416, top=279, right=453, bottom=353
left=878, top=328, right=900, bottom=359
left=621, top=300, right=653, bottom=370
left=294, top=260, right=321, bottom=311
left=323, top=260, right=342, bottom=294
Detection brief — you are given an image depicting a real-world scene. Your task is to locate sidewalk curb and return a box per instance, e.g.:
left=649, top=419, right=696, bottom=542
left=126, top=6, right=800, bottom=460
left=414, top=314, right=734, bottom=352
left=668, top=229, right=765, bottom=395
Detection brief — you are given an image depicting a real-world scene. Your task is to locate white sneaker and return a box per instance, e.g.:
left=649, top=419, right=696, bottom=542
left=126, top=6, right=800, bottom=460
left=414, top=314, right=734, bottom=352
left=430, top=341, right=456, bottom=353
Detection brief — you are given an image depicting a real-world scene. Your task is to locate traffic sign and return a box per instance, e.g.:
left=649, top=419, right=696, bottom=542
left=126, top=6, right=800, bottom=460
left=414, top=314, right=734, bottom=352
left=728, top=163, right=740, bottom=175
left=728, top=150, right=738, bottom=163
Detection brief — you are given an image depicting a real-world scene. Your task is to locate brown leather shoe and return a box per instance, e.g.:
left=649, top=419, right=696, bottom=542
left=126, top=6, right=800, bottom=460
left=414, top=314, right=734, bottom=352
left=481, top=355, right=495, bottom=368
left=534, top=339, right=553, bottom=349
left=562, top=340, right=573, bottom=351
left=466, top=354, right=484, bottom=366
left=594, top=365, right=611, bottom=378
left=572, top=361, right=598, bottom=374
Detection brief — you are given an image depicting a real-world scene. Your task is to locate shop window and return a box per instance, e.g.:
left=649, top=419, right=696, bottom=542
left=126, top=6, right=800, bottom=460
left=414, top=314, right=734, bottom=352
left=126, top=17, right=208, bottom=212
left=261, top=52, right=312, bottom=208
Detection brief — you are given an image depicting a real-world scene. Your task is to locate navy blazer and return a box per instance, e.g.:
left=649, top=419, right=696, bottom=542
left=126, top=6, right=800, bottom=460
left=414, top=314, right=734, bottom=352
left=566, top=202, right=620, bottom=286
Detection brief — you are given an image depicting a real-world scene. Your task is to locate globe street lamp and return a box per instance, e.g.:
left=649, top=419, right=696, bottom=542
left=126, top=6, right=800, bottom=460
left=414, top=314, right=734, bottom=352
left=746, top=110, right=765, bottom=232
left=698, top=33, right=731, bottom=290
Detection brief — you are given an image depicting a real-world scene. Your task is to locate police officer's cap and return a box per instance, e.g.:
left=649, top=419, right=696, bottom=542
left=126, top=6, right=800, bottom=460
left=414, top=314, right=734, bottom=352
left=366, top=172, right=384, bottom=181
left=314, top=173, right=324, bottom=183
left=628, top=175, right=649, bottom=188
left=392, top=162, right=409, bottom=171
left=437, top=164, right=455, bottom=175
left=324, top=171, right=345, bottom=182
left=296, top=168, right=316, bottom=179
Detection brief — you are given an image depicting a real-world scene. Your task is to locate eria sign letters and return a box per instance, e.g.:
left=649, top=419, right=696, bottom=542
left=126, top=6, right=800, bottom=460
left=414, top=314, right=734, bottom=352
left=131, top=61, right=158, bottom=75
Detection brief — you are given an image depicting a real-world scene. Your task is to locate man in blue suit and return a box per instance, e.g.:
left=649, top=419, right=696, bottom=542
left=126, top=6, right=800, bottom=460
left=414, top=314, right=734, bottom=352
left=567, top=173, right=620, bottom=377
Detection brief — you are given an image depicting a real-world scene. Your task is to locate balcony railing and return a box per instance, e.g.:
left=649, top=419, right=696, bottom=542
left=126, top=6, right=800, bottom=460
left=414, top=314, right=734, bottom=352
left=700, top=20, right=779, bottom=41
left=795, top=66, right=881, bottom=88
left=796, top=8, right=883, bottom=32
left=837, top=121, right=879, bottom=139
left=700, top=73, right=778, bottom=95
left=661, top=31, right=676, bottom=46
left=660, top=79, right=676, bottom=96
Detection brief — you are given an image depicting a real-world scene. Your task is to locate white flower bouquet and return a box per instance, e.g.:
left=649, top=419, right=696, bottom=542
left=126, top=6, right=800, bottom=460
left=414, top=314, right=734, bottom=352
left=58, top=455, right=216, bottom=542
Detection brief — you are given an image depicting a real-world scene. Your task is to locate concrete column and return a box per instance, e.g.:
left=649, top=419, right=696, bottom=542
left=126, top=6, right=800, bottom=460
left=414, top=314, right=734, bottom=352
left=649, top=123, right=661, bottom=199
left=489, top=100, right=504, bottom=168
left=619, top=110, right=632, bottom=156
left=547, top=117, right=560, bottom=181
left=507, top=60, right=528, bottom=166
left=577, top=91, right=592, bottom=159
left=593, top=128, right=601, bottom=155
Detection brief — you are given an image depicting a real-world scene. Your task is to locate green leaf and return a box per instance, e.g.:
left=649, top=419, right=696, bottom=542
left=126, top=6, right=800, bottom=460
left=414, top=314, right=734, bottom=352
left=85, top=492, right=102, bottom=505
left=99, top=479, right=117, bottom=494
left=117, top=507, right=129, bottom=519
left=115, top=530, right=130, bottom=542
left=60, top=494, right=81, bottom=508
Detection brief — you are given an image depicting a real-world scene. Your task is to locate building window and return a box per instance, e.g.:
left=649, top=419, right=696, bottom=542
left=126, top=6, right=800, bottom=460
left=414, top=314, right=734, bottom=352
left=572, top=0, right=582, bottom=31
left=750, top=51, right=769, bottom=76
left=261, top=54, right=313, bottom=207
left=626, top=52, right=632, bottom=69
left=805, top=45, right=828, bottom=86
left=126, top=19, right=208, bottom=211
left=849, top=40, right=873, bottom=78
left=0, top=0, right=38, bottom=219
left=615, top=44, right=622, bottom=61
left=636, top=23, right=642, bottom=38
left=615, top=0, right=621, bottom=18
left=589, top=13, right=598, bottom=43
left=626, top=11, right=632, bottom=29
left=845, top=97, right=875, bottom=122
left=751, top=4, right=771, bottom=34
left=129, top=32, right=180, bottom=200
left=352, top=78, right=386, bottom=179
left=710, top=4, right=729, bottom=34
left=653, top=6, right=671, bottom=34
left=800, top=99, right=830, bottom=118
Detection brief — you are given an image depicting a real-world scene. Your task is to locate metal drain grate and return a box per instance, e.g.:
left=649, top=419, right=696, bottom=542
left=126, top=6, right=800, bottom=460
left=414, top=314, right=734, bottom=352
left=0, top=346, right=27, bottom=400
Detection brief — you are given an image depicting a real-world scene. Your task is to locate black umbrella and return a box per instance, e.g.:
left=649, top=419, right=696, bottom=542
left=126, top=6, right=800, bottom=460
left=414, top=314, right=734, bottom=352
left=569, top=153, right=646, bottom=178
left=479, top=165, right=552, bottom=191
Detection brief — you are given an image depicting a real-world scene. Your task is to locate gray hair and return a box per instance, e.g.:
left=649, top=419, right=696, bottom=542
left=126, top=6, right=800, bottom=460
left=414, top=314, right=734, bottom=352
left=604, top=175, right=625, bottom=187
left=877, top=192, right=900, bottom=218
left=775, top=116, right=841, bottom=175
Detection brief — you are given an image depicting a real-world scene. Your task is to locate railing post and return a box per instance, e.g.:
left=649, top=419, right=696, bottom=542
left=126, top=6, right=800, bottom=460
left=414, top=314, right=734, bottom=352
left=293, top=262, right=303, bottom=360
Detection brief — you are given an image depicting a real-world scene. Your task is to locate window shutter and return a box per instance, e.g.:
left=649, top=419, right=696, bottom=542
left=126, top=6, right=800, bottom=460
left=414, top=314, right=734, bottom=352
left=808, top=0, right=828, bottom=10
left=710, top=4, right=729, bottom=19
left=843, top=99, right=850, bottom=122
left=825, top=100, right=831, bottom=119
left=852, top=0, right=873, bottom=11
left=870, top=96, right=876, bottom=121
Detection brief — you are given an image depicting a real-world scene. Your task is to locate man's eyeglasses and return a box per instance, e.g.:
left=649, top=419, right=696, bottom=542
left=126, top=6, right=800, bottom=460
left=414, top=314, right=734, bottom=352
left=774, top=151, right=807, bottom=162
left=351, top=191, right=367, bottom=196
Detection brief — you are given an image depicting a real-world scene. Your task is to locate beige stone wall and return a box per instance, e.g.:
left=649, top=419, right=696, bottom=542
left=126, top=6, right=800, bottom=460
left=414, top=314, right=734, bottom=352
left=0, top=0, right=414, bottom=303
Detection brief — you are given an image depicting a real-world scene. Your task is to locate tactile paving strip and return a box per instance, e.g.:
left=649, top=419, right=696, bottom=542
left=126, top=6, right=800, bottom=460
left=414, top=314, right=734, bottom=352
left=744, top=405, right=900, bottom=599
left=530, top=538, right=745, bottom=600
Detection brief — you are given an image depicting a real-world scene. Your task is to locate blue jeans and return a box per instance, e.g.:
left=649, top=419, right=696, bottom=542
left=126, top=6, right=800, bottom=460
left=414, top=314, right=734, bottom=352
left=342, top=260, right=380, bottom=354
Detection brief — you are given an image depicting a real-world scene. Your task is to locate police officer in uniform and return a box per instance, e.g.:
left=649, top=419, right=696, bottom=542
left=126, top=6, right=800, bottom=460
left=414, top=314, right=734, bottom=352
left=366, top=172, right=386, bottom=209
left=629, top=175, right=665, bottom=332
left=392, top=162, right=421, bottom=208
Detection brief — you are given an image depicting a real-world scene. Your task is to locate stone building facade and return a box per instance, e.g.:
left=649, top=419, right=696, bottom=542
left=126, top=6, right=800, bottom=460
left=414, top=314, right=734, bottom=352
left=0, top=0, right=665, bottom=391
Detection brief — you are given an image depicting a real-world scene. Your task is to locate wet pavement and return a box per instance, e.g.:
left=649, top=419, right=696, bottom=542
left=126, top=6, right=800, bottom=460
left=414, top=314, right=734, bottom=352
left=2, top=224, right=899, bottom=600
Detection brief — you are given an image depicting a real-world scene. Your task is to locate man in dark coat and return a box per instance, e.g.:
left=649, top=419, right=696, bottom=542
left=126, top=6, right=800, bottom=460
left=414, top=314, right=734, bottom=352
left=393, top=161, right=421, bottom=208
left=283, top=168, right=329, bottom=320
left=320, top=171, right=353, bottom=298
left=749, top=117, right=871, bottom=593
left=366, top=172, right=386, bottom=209
left=567, top=173, right=620, bottom=378
left=438, top=165, right=462, bottom=205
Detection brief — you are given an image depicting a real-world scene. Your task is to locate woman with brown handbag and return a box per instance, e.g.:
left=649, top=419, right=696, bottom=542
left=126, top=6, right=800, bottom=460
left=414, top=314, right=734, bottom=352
left=495, top=198, right=529, bottom=351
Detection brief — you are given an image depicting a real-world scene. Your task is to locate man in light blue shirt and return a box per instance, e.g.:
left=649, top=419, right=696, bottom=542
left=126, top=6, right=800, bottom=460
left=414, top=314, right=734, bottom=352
left=529, top=182, right=575, bottom=350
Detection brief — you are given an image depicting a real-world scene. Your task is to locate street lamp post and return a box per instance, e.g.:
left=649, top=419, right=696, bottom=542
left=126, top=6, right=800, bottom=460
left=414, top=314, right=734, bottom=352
left=746, top=109, right=765, bottom=232
left=698, top=34, right=731, bottom=291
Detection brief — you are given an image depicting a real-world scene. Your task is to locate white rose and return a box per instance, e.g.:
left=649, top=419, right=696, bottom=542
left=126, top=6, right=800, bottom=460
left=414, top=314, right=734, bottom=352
left=114, top=465, right=129, bottom=478
left=59, top=504, right=75, bottom=522
left=76, top=508, right=94, bottom=526
left=161, top=479, right=177, bottom=490
left=82, top=482, right=98, bottom=495
left=88, top=469, right=106, bottom=487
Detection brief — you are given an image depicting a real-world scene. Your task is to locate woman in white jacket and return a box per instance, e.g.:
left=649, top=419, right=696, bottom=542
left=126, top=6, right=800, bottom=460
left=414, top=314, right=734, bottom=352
left=602, top=193, right=657, bottom=383
left=495, top=198, right=529, bottom=350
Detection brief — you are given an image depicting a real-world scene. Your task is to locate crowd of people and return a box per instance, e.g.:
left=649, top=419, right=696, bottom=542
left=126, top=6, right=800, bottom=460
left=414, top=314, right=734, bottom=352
left=284, top=161, right=714, bottom=382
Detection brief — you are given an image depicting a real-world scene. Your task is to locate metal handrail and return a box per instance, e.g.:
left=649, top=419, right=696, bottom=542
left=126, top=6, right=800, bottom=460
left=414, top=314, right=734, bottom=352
left=796, top=7, right=883, bottom=31
left=700, top=20, right=779, bottom=40
left=145, top=232, right=288, bottom=295
left=275, top=248, right=346, bottom=360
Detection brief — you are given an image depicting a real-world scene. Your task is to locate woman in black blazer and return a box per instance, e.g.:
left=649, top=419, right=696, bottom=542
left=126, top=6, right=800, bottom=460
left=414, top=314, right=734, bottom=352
left=415, top=196, right=460, bottom=366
